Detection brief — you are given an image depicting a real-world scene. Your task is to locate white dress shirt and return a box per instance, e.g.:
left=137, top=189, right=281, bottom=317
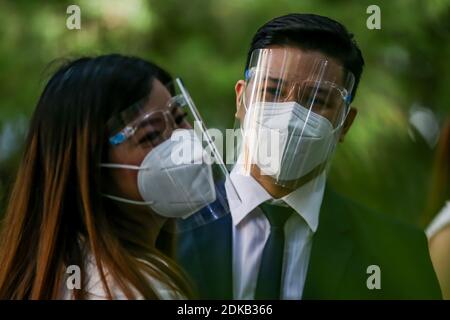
left=225, top=165, right=326, bottom=300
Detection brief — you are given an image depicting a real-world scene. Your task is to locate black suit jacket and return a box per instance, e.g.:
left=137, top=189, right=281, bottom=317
left=176, top=187, right=442, bottom=299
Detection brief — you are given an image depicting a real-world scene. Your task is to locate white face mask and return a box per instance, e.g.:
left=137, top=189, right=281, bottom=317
left=100, top=129, right=216, bottom=219
left=243, top=101, right=342, bottom=181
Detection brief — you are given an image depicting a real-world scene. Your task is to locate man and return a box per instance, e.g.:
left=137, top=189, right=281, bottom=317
left=177, top=13, right=441, bottom=299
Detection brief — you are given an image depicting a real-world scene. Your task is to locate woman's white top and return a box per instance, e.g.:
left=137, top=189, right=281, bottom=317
left=60, top=251, right=185, bottom=300
left=426, top=201, right=450, bottom=239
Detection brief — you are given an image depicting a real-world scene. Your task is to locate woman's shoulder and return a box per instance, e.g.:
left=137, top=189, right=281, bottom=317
left=426, top=201, right=450, bottom=240
left=136, top=256, right=186, bottom=300
left=61, top=251, right=185, bottom=300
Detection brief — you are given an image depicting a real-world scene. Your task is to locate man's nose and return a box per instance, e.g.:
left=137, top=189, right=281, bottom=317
left=283, top=84, right=300, bottom=103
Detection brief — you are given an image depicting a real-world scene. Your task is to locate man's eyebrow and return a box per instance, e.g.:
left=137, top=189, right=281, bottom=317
left=266, top=77, right=338, bottom=95
left=308, top=86, right=327, bottom=92
left=302, top=85, right=329, bottom=94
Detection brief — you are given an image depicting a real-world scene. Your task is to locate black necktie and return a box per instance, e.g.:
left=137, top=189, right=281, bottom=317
left=255, top=202, right=293, bottom=299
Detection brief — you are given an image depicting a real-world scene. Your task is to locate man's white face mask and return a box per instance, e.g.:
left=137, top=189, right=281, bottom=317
left=242, top=101, right=342, bottom=181
left=100, top=129, right=216, bottom=219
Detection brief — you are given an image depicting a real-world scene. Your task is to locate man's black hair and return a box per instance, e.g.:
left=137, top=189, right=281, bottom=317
left=246, top=13, right=364, bottom=102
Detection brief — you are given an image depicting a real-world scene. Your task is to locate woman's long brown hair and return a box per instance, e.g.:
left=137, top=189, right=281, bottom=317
left=421, top=119, right=450, bottom=227
left=0, top=55, right=193, bottom=299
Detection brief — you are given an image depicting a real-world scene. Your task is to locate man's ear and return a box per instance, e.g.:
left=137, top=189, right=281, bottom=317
left=235, top=80, right=246, bottom=121
left=339, top=107, right=357, bottom=142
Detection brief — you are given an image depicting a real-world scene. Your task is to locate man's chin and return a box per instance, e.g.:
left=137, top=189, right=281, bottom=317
left=249, top=162, right=327, bottom=198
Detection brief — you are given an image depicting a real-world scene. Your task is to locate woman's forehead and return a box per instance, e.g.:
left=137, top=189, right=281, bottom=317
left=144, top=79, right=172, bottom=112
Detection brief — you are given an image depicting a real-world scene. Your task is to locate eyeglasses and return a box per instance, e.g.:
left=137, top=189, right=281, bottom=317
left=108, top=94, right=189, bottom=147
left=244, top=77, right=352, bottom=126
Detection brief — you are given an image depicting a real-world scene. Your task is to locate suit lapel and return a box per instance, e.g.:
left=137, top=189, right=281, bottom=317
left=302, top=188, right=354, bottom=299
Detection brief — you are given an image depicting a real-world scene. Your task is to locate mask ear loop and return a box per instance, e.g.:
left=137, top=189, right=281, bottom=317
left=102, top=194, right=154, bottom=205
left=98, top=163, right=154, bottom=205
left=321, top=93, right=352, bottom=178
left=99, top=163, right=142, bottom=170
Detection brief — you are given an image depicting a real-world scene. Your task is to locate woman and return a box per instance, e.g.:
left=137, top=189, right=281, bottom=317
left=424, top=119, right=450, bottom=299
left=0, top=54, right=194, bottom=299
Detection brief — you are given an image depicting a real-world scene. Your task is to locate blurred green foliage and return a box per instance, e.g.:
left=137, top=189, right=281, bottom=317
left=0, top=0, right=449, bottom=225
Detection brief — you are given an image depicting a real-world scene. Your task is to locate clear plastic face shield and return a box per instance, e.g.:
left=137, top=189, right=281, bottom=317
left=236, top=48, right=355, bottom=190
left=101, top=78, right=239, bottom=232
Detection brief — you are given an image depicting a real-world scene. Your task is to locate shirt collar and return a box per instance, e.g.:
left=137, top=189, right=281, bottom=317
left=224, top=164, right=326, bottom=232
